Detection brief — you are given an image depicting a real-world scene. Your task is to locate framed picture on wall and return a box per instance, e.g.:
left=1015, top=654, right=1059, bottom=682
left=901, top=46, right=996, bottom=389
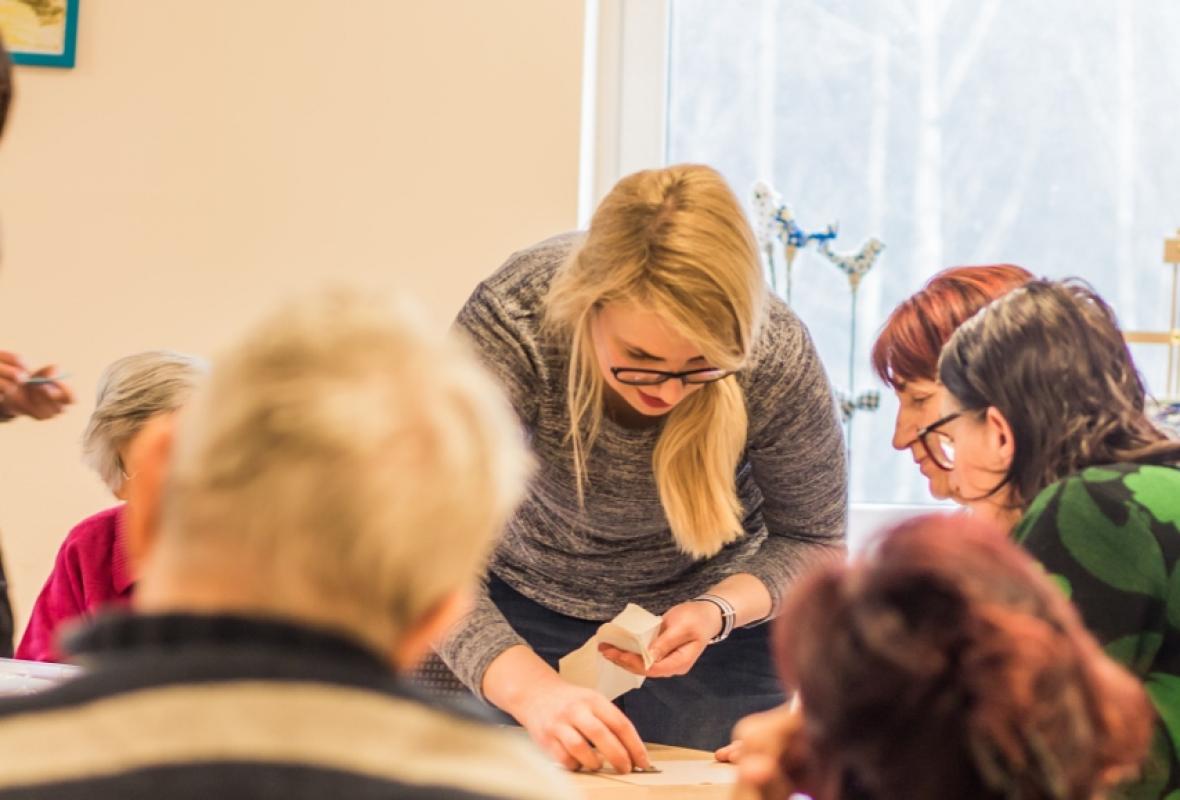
left=0, top=0, right=79, bottom=68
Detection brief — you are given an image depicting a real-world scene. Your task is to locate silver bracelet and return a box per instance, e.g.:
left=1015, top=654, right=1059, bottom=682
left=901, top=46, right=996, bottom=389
left=691, top=593, right=736, bottom=644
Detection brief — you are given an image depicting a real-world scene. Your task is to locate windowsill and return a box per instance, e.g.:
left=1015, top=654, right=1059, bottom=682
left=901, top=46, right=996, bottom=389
left=848, top=501, right=952, bottom=554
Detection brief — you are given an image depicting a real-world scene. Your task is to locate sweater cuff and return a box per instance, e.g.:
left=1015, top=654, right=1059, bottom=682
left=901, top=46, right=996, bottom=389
left=740, top=536, right=843, bottom=623
left=437, top=614, right=527, bottom=702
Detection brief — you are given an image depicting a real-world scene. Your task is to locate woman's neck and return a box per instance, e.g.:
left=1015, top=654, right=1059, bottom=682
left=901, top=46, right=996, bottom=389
left=966, top=492, right=1023, bottom=534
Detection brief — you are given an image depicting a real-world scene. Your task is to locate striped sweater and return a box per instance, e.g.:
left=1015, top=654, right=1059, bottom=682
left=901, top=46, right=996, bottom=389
left=0, top=613, right=576, bottom=799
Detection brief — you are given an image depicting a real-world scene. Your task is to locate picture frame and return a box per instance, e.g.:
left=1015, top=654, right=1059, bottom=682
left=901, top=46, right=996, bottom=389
left=0, top=0, right=79, bottom=69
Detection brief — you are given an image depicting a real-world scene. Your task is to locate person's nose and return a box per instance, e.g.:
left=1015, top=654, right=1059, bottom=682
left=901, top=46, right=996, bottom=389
left=656, top=379, right=687, bottom=404
left=892, top=409, right=915, bottom=451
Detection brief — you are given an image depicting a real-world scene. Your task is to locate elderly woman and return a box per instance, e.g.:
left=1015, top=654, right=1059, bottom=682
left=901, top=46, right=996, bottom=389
left=16, top=350, right=204, bottom=662
left=870, top=264, right=1032, bottom=500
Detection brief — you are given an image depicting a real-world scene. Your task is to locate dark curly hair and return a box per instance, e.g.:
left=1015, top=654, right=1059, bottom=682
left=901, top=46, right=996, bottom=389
left=938, top=279, right=1180, bottom=507
left=775, top=514, right=1152, bottom=800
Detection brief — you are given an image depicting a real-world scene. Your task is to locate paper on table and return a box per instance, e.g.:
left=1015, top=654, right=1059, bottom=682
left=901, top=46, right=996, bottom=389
left=602, top=760, right=738, bottom=786
left=558, top=603, right=662, bottom=701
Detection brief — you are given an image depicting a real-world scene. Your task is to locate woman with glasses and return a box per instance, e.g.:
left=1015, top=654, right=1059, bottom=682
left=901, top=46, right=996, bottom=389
left=932, top=279, right=1180, bottom=796
left=439, top=164, right=847, bottom=773
left=869, top=264, right=1033, bottom=501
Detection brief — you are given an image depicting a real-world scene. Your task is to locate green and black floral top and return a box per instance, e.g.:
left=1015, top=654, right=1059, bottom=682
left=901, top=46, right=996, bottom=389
left=1014, top=462, right=1180, bottom=799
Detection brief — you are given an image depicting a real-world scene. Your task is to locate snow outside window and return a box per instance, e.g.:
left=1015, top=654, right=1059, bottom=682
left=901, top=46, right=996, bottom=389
left=661, top=0, right=1180, bottom=505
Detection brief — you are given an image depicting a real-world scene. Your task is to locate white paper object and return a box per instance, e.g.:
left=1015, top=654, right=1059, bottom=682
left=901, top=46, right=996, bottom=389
left=0, top=658, right=80, bottom=697
left=558, top=603, right=662, bottom=700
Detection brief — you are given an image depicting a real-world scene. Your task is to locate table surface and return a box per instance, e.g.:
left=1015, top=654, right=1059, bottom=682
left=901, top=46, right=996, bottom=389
left=0, top=658, right=81, bottom=697
left=568, top=743, right=738, bottom=799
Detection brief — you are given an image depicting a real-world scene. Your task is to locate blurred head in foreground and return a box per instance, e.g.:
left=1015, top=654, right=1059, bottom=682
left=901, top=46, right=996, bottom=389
left=775, top=514, right=1152, bottom=800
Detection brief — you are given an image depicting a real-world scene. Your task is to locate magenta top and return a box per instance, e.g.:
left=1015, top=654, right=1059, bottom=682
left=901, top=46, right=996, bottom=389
left=16, top=505, right=134, bottom=662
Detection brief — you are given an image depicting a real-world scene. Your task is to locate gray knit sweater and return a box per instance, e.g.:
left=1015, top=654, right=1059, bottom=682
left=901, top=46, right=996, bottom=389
left=441, top=233, right=847, bottom=692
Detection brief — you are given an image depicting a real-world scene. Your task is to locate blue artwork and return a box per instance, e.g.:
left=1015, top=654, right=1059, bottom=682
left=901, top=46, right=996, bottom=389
left=1, top=0, right=80, bottom=69
left=751, top=180, right=887, bottom=440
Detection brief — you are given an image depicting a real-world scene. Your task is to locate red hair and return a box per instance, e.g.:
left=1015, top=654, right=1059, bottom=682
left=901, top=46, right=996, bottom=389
left=774, top=514, right=1152, bottom=800
left=871, top=265, right=1033, bottom=388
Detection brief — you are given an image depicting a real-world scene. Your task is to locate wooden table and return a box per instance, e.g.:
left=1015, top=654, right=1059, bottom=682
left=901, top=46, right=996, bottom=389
left=568, top=743, right=737, bottom=799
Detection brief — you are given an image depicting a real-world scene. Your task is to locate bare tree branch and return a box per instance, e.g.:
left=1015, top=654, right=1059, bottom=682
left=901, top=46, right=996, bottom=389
left=941, top=0, right=1002, bottom=106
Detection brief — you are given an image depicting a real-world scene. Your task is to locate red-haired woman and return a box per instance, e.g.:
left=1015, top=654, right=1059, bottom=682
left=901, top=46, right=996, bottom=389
left=732, top=514, right=1152, bottom=800
left=869, top=265, right=1032, bottom=499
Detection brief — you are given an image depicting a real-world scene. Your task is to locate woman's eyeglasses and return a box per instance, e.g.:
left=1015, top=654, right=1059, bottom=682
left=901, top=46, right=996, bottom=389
left=610, top=366, right=734, bottom=386
left=911, top=411, right=961, bottom=471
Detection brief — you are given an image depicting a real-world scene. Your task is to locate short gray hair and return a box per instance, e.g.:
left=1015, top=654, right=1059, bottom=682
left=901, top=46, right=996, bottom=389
left=163, top=290, right=532, bottom=648
left=83, top=351, right=207, bottom=493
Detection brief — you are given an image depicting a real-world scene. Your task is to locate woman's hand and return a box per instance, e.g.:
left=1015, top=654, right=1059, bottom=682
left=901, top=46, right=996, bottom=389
left=716, top=703, right=807, bottom=800
left=599, top=599, right=721, bottom=678
left=482, top=645, right=651, bottom=774
left=514, top=674, right=652, bottom=773
left=0, top=353, right=73, bottom=420
left=715, top=738, right=743, bottom=763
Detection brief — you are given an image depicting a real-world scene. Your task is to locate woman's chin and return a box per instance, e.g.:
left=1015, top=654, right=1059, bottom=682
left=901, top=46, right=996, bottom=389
left=926, top=476, right=953, bottom=501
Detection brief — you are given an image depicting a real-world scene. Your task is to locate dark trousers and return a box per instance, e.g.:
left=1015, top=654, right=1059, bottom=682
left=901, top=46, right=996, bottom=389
left=489, top=575, right=785, bottom=750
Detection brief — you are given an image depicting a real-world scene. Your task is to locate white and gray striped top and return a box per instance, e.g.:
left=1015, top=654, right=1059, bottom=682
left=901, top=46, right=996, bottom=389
left=441, top=233, right=848, bottom=692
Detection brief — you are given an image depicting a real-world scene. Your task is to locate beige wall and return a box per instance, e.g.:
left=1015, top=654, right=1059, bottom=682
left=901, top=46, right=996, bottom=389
left=0, top=1, right=585, bottom=638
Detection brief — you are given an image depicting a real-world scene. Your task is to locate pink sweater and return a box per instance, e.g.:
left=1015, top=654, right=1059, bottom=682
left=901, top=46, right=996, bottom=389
left=16, top=505, right=134, bottom=662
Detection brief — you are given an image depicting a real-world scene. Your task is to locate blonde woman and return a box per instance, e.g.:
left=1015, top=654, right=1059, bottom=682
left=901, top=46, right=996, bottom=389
left=441, top=165, right=847, bottom=773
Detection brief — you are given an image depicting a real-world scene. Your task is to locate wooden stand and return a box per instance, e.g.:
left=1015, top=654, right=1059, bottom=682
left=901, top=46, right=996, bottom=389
left=1125, top=228, right=1180, bottom=399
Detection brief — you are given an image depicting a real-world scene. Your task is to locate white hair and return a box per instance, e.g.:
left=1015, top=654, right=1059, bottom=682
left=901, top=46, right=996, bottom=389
left=83, top=351, right=207, bottom=493
left=162, top=290, right=533, bottom=648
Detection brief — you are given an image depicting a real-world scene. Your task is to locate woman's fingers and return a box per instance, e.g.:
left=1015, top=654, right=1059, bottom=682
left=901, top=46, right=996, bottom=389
left=570, top=706, right=632, bottom=773
left=545, top=741, right=580, bottom=772
left=645, top=642, right=702, bottom=677
left=598, top=643, right=647, bottom=674
left=560, top=695, right=651, bottom=773
left=729, top=704, right=806, bottom=800
left=0, top=351, right=26, bottom=374
left=0, top=360, right=24, bottom=400
left=592, top=696, right=651, bottom=771
left=738, top=753, right=793, bottom=800
left=523, top=680, right=651, bottom=774
left=648, top=624, right=698, bottom=663
left=715, top=739, right=743, bottom=762
left=0, top=362, right=73, bottom=420
left=554, top=724, right=603, bottom=772
left=601, top=624, right=706, bottom=678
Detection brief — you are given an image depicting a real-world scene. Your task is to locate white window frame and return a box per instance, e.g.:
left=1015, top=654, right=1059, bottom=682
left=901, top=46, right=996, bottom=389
left=578, top=0, right=670, bottom=225
left=578, top=1, right=937, bottom=546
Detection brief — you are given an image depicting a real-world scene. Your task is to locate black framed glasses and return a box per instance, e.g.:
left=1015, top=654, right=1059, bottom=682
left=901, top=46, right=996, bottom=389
left=610, top=366, right=734, bottom=386
left=911, top=411, right=961, bottom=471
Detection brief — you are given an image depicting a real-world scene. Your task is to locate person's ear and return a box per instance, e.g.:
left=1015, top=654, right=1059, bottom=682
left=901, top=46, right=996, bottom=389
left=984, top=406, right=1015, bottom=472
left=123, top=413, right=177, bottom=579
left=391, top=589, right=472, bottom=673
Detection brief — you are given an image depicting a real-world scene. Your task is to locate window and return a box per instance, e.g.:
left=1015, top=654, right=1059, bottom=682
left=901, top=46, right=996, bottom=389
left=592, top=0, right=1180, bottom=506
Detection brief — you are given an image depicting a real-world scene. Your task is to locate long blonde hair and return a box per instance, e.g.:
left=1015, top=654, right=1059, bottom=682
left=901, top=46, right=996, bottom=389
left=545, top=164, right=765, bottom=559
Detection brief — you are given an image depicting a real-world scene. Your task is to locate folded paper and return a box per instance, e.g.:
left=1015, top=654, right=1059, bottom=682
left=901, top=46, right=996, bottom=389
left=558, top=603, right=662, bottom=700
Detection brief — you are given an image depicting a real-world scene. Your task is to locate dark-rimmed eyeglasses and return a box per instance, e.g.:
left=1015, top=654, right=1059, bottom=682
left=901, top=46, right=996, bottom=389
left=610, top=366, right=734, bottom=386
left=910, top=411, right=961, bottom=471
